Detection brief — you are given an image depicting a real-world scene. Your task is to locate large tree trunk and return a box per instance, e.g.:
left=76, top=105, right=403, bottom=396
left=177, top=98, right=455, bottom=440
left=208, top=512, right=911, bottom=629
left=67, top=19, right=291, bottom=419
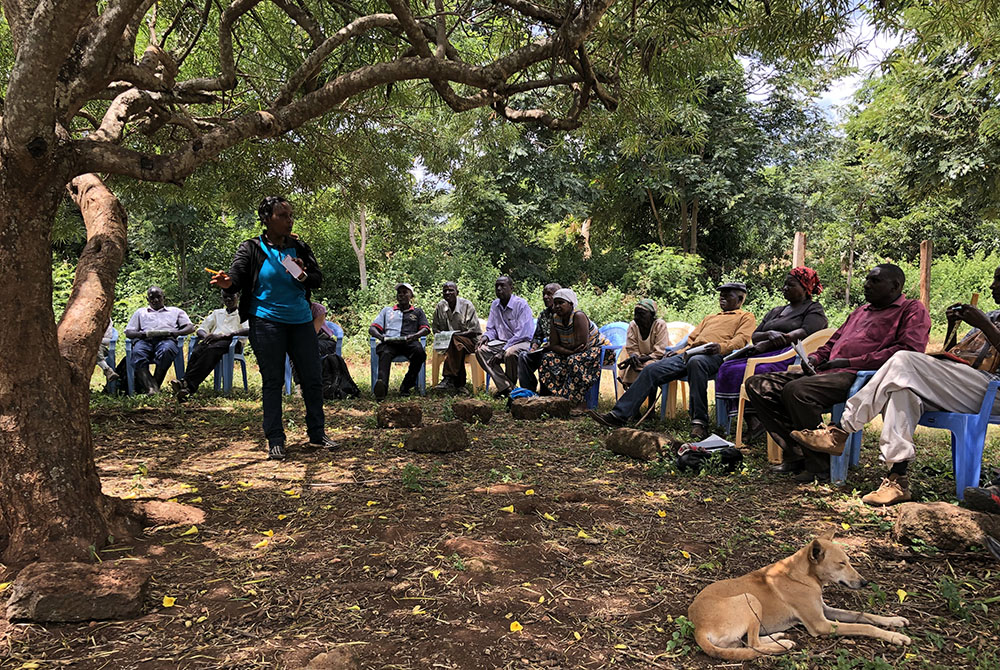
left=0, top=172, right=136, bottom=566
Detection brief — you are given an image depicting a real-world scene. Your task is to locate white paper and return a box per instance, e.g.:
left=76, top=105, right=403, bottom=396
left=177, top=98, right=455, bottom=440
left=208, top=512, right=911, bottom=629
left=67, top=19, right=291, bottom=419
left=692, top=433, right=734, bottom=451
left=281, top=254, right=305, bottom=279
left=433, top=330, right=456, bottom=351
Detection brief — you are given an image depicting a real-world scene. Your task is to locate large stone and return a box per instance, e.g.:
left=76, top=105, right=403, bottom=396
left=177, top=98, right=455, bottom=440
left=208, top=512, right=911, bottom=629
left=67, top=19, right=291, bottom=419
left=405, top=421, right=470, bottom=453
left=376, top=402, right=422, bottom=428
left=606, top=428, right=673, bottom=461
left=510, top=396, right=573, bottom=420
left=452, top=399, right=493, bottom=424
left=893, top=502, right=1000, bottom=550
left=6, top=561, right=151, bottom=622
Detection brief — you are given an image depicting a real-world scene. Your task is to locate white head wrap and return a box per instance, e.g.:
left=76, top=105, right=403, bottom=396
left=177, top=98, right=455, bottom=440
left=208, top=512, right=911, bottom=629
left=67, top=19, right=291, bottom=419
left=553, top=288, right=579, bottom=312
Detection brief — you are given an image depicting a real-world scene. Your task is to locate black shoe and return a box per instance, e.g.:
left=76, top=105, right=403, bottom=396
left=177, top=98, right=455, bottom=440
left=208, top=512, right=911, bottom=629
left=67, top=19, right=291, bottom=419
left=986, top=536, right=1000, bottom=562
left=169, top=379, right=190, bottom=402
left=793, top=469, right=830, bottom=484
left=309, top=435, right=339, bottom=451
left=268, top=443, right=287, bottom=461
left=399, top=385, right=414, bottom=397
left=587, top=410, right=625, bottom=428
left=770, top=459, right=805, bottom=474
left=690, top=423, right=709, bottom=441
left=963, top=485, right=1000, bottom=513
left=373, top=379, right=387, bottom=402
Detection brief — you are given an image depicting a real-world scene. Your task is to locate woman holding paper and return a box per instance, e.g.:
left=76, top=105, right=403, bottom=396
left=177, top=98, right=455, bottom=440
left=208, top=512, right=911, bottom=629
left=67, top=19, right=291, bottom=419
left=714, top=267, right=828, bottom=439
left=210, top=196, right=335, bottom=461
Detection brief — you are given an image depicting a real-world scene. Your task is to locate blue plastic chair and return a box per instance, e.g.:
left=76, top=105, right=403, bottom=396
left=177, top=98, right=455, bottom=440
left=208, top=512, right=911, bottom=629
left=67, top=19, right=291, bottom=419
left=370, top=335, right=427, bottom=396
left=187, top=336, right=249, bottom=394
left=285, top=322, right=344, bottom=394
left=124, top=335, right=188, bottom=396
left=917, top=379, right=1000, bottom=500
left=829, top=370, right=876, bottom=484
left=598, top=322, right=629, bottom=401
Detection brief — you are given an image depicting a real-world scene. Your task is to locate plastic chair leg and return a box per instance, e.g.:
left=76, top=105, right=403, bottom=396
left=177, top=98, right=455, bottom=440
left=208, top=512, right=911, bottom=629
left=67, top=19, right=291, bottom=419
left=431, top=350, right=442, bottom=386
left=417, top=361, right=426, bottom=396
left=734, top=397, right=747, bottom=448
left=470, top=356, right=484, bottom=392
left=765, top=434, right=783, bottom=464
left=953, top=425, right=986, bottom=500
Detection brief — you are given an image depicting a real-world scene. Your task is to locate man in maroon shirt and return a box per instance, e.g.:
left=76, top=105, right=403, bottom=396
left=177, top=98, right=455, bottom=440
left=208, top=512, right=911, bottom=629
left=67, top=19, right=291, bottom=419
left=745, top=264, right=931, bottom=482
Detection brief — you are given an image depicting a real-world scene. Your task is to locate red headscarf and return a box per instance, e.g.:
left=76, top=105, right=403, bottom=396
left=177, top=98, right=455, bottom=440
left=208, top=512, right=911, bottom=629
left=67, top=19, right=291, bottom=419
left=790, top=266, right=823, bottom=296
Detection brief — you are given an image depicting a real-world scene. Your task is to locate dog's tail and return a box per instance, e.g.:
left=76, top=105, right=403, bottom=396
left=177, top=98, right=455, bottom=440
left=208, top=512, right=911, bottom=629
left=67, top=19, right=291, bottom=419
left=694, top=630, right=764, bottom=661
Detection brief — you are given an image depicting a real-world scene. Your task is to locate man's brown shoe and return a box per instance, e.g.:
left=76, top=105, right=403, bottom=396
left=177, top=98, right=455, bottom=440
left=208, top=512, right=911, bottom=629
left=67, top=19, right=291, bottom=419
left=791, top=424, right=848, bottom=456
left=861, top=474, right=911, bottom=506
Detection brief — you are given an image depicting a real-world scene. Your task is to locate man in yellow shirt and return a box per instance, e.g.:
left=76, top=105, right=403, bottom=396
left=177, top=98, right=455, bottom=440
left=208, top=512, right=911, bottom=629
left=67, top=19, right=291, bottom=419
left=590, top=283, right=755, bottom=439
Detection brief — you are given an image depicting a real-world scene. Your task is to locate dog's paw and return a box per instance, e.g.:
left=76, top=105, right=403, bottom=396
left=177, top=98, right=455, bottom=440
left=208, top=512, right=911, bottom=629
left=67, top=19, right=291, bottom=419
left=776, top=638, right=796, bottom=651
left=885, top=616, right=909, bottom=628
left=889, top=632, right=912, bottom=646
left=767, top=632, right=788, bottom=640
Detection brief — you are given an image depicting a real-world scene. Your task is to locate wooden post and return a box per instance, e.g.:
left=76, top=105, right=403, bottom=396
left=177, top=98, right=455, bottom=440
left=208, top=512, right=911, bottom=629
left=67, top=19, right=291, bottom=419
left=792, top=232, right=806, bottom=267
left=919, top=239, right=932, bottom=311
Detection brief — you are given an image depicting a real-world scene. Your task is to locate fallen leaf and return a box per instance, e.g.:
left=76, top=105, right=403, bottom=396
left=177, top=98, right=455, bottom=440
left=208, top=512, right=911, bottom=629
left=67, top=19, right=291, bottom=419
left=180, top=525, right=198, bottom=536
left=500, top=505, right=515, bottom=513
left=897, top=589, right=908, bottom=603
left=614, top=643, right=627, bottom=650
left=162, top=596, right=176, bottom=608
left=509, top=621, right=523, bottom=632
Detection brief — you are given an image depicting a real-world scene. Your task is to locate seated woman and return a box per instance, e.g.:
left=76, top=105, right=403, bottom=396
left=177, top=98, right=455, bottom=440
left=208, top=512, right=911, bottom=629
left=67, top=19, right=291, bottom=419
left=715, top=267, right=828, bottom=438
left=537, top=289, right=608, bottom=409
left=617, top=299, right=670, bottom=389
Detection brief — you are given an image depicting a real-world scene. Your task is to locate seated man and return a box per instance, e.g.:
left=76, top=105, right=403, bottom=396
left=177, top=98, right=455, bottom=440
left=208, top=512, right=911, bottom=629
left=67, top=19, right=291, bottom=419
left=96, top=319, right=119, bottom=385
left=517, top=282, right=561, bottom=393
left=590, top=283, right=756, bottom=439
left=171, top=291, right=249, bottom=400
left=369, top=283, right=431, bottom=401
left=431, top=281, right=482, bottom=391
left=124, top=286, right=196, bottom=394
left=745, top=264, right=930, bottom=483
left=476, top=276, right=534, bottom=397
left=794, top=265, right=1000, bottom=505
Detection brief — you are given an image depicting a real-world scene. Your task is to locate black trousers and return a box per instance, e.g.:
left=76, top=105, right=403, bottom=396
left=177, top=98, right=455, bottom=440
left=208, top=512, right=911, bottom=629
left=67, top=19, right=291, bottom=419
left=377, top=340, right=426, bottom=390
left=184, top=338, right=236, bottom=393
left=744, top=371, right=857, bottom=473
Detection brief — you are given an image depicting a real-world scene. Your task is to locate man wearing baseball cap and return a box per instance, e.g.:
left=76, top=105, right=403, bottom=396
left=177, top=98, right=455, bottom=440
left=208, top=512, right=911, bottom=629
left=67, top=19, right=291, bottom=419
left=369, top=283, right=431, bottom=400
left=590, top=282, right=755, bottom=440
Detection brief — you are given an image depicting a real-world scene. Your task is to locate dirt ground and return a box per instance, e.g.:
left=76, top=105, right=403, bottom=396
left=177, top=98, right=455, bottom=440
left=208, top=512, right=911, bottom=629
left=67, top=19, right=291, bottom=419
left=2, top=368, right=999, bottom=670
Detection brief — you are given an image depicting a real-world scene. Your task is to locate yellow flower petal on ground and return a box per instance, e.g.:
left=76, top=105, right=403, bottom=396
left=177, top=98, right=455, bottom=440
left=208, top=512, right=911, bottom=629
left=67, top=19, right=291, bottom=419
left=180, top=525, right=198, bottom=536
left=658, top=493, right=667, bottom=500
left=509, top=621, right=523, bottom=632
left=703, top=497, right=712, bottom=502
left=253, top=538, right=270, bottom=549
left=576, top=530, right=589, bottom=538
left=538, top=595, right=545, bottom=603
left=283, top=489, right=297, bottom=496
left=644, top=491, right=654, bottom=497
left=277, top=514, right=287, bottom=520
left=656, top=510, right=666, bottom=518
left=582, top=560, right=594, bottom=566
left=366, top=500, right=379, bottom=507
left=524, top=489, right=535, bottom=496
left=412, top=605, right=426, bottom=615
left=188, top=496, right=202, bottom=503
left=574, top=631, right=582, bottom=640
left=261, top=530, right=274, bottom=537
left=431, top=570, right=441, bottom=579
left=0, top=582, right=10, bottom=592
left=681, top=550, right=691, bottom=559
left=500, top=505, right=515, bottom=513
left=162, top=596, right=176, bottom=607
left=841, top=522, right=851, bottom=530
left=897, top=589, right=908, bottom=603
left=542, top=512, right=557, bottom=521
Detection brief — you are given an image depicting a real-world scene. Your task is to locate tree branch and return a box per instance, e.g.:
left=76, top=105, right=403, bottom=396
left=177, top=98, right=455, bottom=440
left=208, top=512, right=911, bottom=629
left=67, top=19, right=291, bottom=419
left=176, top=0, right=264, bottom=94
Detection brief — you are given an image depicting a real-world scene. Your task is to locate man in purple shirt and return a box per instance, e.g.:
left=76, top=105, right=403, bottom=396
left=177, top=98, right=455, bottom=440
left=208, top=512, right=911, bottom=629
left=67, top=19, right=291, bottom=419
left=476, top=276, right=535, bottom=396
left=745, top=264, right=931, bottom=482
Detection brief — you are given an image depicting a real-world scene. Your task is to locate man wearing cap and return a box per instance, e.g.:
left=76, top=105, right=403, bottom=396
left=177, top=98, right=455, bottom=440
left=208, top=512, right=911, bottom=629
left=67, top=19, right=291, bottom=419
left=369, top=283, right=431, bottom=401
left=432, top=281, right=483, bottom=391
left=477, top=276, right=535, bottom=397
left=590, top=283, right=755, bottom=439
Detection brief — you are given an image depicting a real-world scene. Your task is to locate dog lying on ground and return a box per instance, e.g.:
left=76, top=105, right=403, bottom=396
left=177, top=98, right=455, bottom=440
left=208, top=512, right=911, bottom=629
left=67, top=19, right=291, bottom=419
left=687, top=531, right=911, bottom=660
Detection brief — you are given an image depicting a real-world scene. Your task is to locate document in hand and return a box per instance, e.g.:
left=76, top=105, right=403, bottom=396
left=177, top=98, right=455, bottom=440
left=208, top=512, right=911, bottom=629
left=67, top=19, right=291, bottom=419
left=792, top=339, right=816, bottom=375
left=433, top=331, right=456, bottom=351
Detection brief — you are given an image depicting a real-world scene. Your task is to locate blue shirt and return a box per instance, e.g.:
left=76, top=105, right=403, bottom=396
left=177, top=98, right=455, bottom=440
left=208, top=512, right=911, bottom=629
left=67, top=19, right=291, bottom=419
left=253, top=237, right=312, bottom=324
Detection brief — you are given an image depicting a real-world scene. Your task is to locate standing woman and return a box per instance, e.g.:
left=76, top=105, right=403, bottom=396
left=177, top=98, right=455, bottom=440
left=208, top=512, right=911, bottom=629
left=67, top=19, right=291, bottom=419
left=537, top=288, right=608, bottom=409
left=211, top=196, right=336, bottom=460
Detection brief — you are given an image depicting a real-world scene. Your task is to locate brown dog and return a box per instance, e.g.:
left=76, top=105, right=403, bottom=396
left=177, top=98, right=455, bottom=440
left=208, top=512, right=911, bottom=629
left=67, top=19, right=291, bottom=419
left=688, top=532, right=911, bottom=660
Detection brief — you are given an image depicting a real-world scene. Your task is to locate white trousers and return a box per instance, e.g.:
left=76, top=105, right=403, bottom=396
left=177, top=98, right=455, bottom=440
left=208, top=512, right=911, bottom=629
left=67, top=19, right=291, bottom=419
left=841, top=350, right=998, bottom=463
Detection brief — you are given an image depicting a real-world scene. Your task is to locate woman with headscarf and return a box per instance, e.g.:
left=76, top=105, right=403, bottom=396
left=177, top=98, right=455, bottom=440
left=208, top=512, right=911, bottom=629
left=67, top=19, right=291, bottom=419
left=537, top=288, right=608, bottom=408
left=714, top=267, right=828, bottom=439
left=617, top=299, right=671, bottom=388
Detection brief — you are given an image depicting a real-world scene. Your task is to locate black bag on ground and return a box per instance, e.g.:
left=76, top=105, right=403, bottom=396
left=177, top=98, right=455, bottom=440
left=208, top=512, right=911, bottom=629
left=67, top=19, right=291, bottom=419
left=676, top=445, right=744, bottom=473
left=321, top=353, right=360, bottom=400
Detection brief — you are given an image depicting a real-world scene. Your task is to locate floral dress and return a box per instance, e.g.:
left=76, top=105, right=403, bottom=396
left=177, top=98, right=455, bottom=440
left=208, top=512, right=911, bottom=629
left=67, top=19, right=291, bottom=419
left=538, top=311, right=608, bottom=404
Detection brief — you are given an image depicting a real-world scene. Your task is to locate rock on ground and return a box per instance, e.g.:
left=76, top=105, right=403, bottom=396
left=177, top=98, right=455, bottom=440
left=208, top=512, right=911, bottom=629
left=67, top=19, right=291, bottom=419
left=510, top=396, right=572, bottom=420
left=452, top=399, right=493, bottom=424
left=405, top=421, right=470, bottom=453
left=894, top=502, right=1000, bottom=550
left=606, top=428, right=673, bottom=461
left=306, top=648, right=361, bottom=669
left=6, top=561, right=150, bottom=622
left=132, top=500, right=206, bottom=527
left=376, top=402, right=422, bottom=428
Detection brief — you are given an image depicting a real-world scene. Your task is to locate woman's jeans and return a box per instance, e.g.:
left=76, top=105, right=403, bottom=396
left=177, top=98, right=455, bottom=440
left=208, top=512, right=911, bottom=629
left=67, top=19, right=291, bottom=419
left=249, top=317, right=325, bottom=446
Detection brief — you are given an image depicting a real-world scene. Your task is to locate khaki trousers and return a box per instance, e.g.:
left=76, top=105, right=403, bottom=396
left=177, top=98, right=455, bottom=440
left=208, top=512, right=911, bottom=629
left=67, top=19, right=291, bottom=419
left=841, top=350, right=999, bottom=464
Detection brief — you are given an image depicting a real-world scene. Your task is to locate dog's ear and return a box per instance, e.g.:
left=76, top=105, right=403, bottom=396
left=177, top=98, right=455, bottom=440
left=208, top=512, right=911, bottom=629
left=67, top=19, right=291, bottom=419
left=819, top=529, right=836, bottom=541
left=809, top=539, right=825, bottom=564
